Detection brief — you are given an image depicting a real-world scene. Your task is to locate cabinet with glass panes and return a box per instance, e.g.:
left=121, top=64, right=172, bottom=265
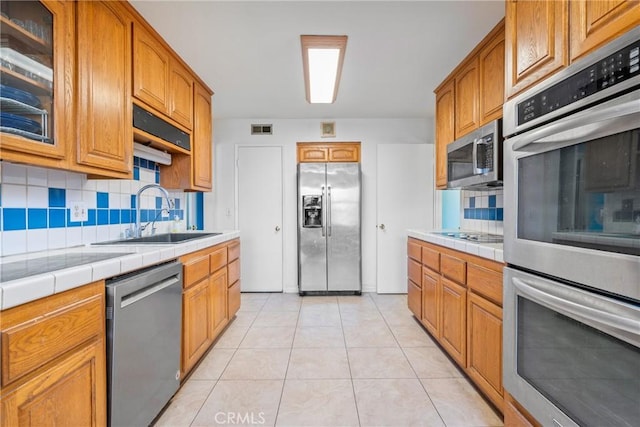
left=0, top=0, right=71, bottom=168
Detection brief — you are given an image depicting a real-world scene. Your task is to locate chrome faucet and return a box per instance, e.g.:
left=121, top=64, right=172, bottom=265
left=134, top=184, right=173, bottom=238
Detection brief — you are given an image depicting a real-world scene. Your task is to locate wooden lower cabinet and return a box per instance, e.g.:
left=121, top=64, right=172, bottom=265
left=407, top=279, right=422, bottom=318
left=180, top=238, right=241, bottom=377
left=421, top=267, right=440, bottom=338
left=439, top=277, right=467, bottom=367
left=182, top=276, right=213, bottom=375
left=504, top=392, right=541, bottom=427
left=467, top=291, right=503, bottom=411
left=0, top=281, right=106, bottom=427
left=408, top=237, right=505, bottom=412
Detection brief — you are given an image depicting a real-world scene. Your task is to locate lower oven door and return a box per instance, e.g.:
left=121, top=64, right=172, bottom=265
left=504, top=267, right=640, bottom=427
left=504, top=89, right=640, bottom=300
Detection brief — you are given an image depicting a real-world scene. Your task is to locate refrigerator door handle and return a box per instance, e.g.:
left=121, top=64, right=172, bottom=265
left=321, top=186, right=326, bottom=237
left=327, top=185, right=332, bottom=236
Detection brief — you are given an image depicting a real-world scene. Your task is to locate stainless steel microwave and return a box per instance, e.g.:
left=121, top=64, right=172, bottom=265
left=446, top=119, right=503, bottom=190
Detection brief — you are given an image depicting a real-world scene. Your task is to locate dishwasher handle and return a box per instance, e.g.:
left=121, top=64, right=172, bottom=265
left=120, top=275, right=180, bottom=308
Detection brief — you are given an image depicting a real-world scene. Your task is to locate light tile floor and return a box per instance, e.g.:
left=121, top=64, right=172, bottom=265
left=155, top=293, right=503, bottom=427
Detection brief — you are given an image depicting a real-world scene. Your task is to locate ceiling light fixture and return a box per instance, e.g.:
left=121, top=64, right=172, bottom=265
left=301, top=35, right=348, bottom=104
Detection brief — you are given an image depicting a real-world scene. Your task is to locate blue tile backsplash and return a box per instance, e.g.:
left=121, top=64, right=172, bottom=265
left=460, top=189, right=504, bottom=235
left=0, top=159, right=197, bottom=256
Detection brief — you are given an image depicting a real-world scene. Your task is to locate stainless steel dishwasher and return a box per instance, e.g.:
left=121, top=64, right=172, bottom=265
left=106, top=261, right=183, bottom=427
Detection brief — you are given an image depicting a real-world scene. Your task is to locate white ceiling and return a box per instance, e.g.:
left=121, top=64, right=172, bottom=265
left=130, top=1, right=505, bottom=120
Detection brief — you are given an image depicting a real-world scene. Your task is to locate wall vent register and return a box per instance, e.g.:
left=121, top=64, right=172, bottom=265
left=251, top=124, right=272, bottom=135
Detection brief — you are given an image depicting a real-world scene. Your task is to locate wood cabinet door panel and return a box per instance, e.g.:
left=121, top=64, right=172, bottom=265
left=467, top=292, right=503, bottom=411
left=505, top=0, right=568, bottom=98
left=440, top=277, right=466, bottom=366
left=227, top=240, right=241, bottom=262
left=0, top=339, right=106, bottom=427
left=133, top=25, right=170, bottom=114
left=169, top=60, right=194, bottom=129
left=421, top=268, right=439, bottom=338
left=228, top=259, right=240, bottom=286
left=328, top=145, right=360, bottom=162
left=298, top=146, right=328, bottom=162
left=1, top=295, right=103, bottom=386
left=183, top=254, right=210, bottom=289
left=76, top=1, right=132, bottom=175
left=210, top=246, right=228, bottom=274
left=228, top=280, right=241, bottom=318
left=192, top=82, right=213, bottom=190
left=408, top=280, right=422, bottom=318
left=421, top=247, right=440, bottom=273
left=407, top=239, right=422, bottom=262
left=435, top=80, right=455, bottom=189
left=455, top=57, right=480, bottom=138
left=210, top=267, right=228, bottom=339
left=467, top=263, right=503, bottom=306
left=570, top=0, right=640, bottom=62
left=182, top=278, right=212, bottom=375
left=441, top=254, right=466, bottom=285
left=479, top=27, right=505, bottom=125
left=408, top=258, right=422, bottom=285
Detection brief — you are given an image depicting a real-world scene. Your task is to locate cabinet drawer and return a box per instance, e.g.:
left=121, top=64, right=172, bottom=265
left=407, top=239, right=422, bottom=262
left=422, top=247, right=440, bottom=272
left=468, top=263, right=503, bottom=306
left=408, top=258, right=422, bottom=286
left=408, top=279, right=422, bottom=318
left=183, top=255, right=209, bottom=289
left=1, top=292, right=103, bottom=386
left=441, top=254, right=466, bottom=285
left=210, top=246, right=228, bottom=274
left=228, top=259, right=240, bottom=285
left=228, top=280, right=241, bottom=318
left=228, top=240, right=240, bottom=262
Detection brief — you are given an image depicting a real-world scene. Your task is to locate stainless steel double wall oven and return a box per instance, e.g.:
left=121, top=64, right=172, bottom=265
left=502, top=27, right=640, bottom=427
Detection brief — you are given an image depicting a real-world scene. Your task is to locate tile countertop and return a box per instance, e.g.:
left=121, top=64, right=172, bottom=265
left=407, top=229, right=504, bottom=263
left=0, top=230, right=240, bottom=311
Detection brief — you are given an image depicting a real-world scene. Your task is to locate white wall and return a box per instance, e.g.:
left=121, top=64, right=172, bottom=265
left=206, top=118, right=434, bottom=293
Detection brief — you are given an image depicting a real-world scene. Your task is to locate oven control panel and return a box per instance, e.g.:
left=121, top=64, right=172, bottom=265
left=518, top=39, right=640, bottom=125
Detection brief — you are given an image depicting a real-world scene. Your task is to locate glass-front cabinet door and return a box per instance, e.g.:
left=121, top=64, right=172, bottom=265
left=0, top=0, right=70, bottom=166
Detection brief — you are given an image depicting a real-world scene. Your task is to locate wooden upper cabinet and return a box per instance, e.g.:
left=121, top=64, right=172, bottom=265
left=0, top=0, right=72, bottom=170
left=479, top=26, right=505, bottom=125
left=505, top=0, right=568, bottom=99
left=133, top=24, right=170, bottom=114
left=169, top=60, right=194, bottom=129
left=297, top=142, right=360, bottom=163
left=75, top=0, right=132, bottom=178
left=133, top=22, right=195, bottom=130
left=192, top=82, right=213, bottom=190
left=570, top=0, right=640, bottom=62
left=455, top=57, right=480, bottom=139
left=434, top=79, right=455, bottom=189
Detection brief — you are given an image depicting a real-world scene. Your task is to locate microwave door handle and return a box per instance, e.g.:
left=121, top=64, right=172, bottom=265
left=472, top=138, right=480, bottom=174
left=512, top=276, right=640, bottom=347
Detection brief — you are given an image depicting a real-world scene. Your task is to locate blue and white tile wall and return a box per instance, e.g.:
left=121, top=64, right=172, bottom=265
left=0, top=160, right=188, bottom=257
left=460, top=188, right=504, bottom=235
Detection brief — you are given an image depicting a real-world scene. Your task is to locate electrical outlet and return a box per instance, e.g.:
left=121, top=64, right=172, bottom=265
left=70, top=201, right=88, bottom=222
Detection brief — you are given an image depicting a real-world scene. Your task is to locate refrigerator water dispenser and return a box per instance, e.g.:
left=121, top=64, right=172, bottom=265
left=302, top=195, right=322, bottom=228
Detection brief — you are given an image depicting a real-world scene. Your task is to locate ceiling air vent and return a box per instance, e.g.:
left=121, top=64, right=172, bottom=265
left=251, top=124, right=273, bottom=135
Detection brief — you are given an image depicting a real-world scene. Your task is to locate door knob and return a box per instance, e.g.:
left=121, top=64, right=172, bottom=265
left=379, top=224, right=386, bottom=230
left=275, top=226, right=281, bottom=232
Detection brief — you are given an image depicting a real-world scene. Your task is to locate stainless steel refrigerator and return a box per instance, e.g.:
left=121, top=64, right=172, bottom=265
left=298, top=162, right=361, bottom=294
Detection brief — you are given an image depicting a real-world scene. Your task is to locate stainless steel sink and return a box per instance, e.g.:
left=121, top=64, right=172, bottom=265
left=94, top=232, right=221, bottom=245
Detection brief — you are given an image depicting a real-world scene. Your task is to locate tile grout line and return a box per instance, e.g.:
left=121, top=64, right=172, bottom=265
left=338, top=294, right=365, bottom=427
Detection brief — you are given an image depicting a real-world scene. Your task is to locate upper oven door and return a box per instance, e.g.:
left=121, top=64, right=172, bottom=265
left=504, top=89, right=640, bottom=301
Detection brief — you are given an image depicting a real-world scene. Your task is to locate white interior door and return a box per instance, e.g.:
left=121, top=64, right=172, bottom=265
left=237, top=146, right=283, bottom=292
left=377, top=143, right=434, bottom=293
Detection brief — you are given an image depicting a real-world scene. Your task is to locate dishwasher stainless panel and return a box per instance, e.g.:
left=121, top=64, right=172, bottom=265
left=106, top=261, right=183, bottom=427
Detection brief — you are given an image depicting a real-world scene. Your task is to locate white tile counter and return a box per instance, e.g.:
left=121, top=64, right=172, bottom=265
left=408, top=229, right=504, bottom=263
left=0, top=230, right=240, bottom=310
